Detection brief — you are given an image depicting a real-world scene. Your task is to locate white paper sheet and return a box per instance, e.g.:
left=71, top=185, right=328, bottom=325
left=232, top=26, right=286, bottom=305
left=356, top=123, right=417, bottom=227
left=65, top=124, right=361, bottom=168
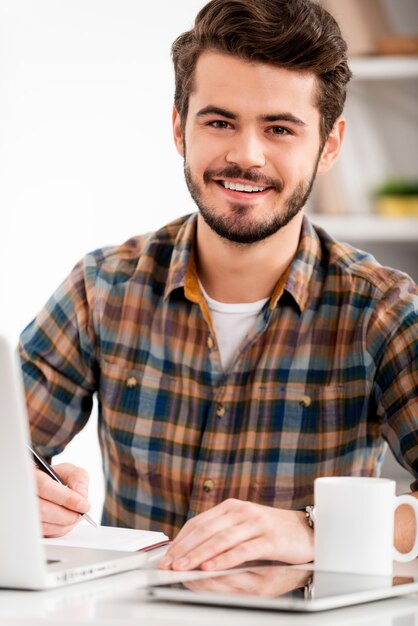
left=43, top=521, right=169, bottom=552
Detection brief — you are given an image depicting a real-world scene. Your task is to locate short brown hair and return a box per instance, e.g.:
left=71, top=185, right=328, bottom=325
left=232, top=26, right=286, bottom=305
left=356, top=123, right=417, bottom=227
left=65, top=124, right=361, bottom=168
left=171, top=0, right=352, bottom=144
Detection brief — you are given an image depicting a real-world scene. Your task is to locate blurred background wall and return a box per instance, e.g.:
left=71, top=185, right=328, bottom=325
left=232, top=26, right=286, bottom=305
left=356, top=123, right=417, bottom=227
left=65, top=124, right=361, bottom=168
left=0, top=0, right=416, bottom=517
left=312, top=0, right=418, bottom=285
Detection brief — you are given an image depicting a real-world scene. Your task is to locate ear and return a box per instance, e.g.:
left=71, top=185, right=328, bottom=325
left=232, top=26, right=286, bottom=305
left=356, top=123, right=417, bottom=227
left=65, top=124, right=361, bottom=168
left=172, top=106, right=185, bottom=157
left=316, top=117, right=346, bottom=175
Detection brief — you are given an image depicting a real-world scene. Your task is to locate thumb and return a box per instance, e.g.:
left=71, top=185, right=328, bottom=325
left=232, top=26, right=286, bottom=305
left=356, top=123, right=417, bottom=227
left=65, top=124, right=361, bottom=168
left=55, top=462, right=90, bottom=498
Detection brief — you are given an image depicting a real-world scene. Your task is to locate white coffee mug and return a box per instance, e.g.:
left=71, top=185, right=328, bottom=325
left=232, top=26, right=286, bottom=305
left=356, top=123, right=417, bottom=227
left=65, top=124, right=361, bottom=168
left=314, top=477, right=418, bottom=575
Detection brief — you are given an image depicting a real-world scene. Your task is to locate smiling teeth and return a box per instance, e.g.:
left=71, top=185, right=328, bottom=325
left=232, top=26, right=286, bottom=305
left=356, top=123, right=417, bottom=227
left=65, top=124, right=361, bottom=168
left=222, top=181, right=267, bottom=192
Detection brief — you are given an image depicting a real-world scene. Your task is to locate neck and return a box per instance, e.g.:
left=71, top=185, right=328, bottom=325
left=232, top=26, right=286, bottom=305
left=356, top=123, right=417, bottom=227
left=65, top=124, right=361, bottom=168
left=195, top=212, right=304, bottom=304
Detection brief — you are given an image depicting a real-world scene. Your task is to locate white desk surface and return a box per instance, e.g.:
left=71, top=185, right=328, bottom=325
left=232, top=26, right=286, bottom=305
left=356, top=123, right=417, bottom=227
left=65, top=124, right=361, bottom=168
left=1, top=548, right=418, bottom=626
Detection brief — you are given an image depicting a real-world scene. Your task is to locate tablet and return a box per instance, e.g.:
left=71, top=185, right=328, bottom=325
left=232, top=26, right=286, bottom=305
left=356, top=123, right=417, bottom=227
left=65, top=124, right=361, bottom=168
left=146, top=565, right=418, bottom=612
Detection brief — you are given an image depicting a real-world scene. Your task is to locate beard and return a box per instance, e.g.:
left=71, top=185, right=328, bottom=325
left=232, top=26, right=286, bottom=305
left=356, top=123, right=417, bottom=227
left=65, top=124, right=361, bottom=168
left=184, top=159, right=319, bottom=245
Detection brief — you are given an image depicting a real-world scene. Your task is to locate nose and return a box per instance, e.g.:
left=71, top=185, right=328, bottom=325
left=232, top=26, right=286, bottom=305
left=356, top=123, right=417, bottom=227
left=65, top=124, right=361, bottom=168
left=225, top=129, right=266, bottom=169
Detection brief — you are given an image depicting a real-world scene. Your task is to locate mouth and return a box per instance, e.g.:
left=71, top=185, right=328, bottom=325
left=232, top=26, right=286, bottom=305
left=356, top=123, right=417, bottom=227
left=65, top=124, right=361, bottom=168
left=213, top=178, right=273, bottom=198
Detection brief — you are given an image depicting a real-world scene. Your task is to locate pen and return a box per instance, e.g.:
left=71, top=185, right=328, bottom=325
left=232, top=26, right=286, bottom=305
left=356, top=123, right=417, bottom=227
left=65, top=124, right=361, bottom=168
left=27, top=444, right=99, bottom=528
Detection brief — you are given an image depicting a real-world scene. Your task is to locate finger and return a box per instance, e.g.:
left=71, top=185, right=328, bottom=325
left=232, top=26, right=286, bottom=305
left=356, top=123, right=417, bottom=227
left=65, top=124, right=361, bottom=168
left=184, top=577, right=236, bottom=594
left=36, top=471, right=91, bottom=515
left=52, top=463, right=90, bottom=498
left=185, top=572, right=257, bottom=594
left=164, top=509, right=242, bottom=567
left=200, top=537, right=265, bottom=571
left=172, top=499, right=241, bottom=545
left=39, top=496, right=84, bottom=527
left=171, top=521, right=259, bottom=571
left=42, top=522, right=80, bottom=538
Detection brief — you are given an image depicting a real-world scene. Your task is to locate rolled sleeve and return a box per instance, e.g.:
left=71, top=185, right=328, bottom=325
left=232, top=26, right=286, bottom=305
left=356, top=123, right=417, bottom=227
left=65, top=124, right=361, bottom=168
left=18, top=255, right=99, bottom=459
left=374, top=292, right=418, bottom=482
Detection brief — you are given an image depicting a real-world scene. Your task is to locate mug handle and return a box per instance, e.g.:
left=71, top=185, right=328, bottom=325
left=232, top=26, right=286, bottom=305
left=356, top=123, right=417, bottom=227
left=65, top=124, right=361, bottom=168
left=393, top=494, right=418, bottom=562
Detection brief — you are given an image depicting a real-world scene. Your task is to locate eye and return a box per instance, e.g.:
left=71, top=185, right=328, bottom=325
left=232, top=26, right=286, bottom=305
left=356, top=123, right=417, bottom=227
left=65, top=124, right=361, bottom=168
left=269, top=125, right=292, bottom=136
left=207, top=120, right=233, bottom=129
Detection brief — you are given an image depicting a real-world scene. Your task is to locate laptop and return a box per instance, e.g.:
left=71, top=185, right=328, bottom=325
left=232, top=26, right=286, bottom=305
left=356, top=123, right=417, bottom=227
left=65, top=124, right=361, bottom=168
left=0, top=336, right=146, bottom=590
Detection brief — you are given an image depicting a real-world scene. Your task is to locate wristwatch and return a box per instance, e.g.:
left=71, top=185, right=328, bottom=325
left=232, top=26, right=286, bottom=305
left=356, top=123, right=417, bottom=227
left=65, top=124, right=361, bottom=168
left=305, top=505, right=316, bottom=528
left=304, top=574, right=315, bottom=600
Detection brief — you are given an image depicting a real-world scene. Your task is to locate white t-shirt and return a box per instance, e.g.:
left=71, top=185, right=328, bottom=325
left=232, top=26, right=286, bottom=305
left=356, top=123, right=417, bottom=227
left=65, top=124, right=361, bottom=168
left=199, top=281, right=269, bottom=370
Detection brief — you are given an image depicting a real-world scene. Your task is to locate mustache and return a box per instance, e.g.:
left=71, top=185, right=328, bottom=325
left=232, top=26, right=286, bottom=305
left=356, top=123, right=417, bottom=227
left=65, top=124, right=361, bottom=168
left=203, top=166, right=284, bottom=192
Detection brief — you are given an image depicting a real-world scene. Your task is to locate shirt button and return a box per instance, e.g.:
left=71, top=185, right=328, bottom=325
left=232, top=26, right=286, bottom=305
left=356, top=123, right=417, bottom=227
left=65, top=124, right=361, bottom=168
left=207, top=336, right=214, bottom=349
left=203, top=479, right=214, bottom=493
left=126, top=376, right=138, bottom=388
left=299, top=395, right=312, bottom=408
left=216, top=404, right=225, bottom=418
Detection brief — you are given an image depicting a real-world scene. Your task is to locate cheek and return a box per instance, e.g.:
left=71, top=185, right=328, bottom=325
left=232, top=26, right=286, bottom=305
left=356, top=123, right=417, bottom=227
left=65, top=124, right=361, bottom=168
left=275, top=148, right=316, bottom=183
left=186, top=147, right=217, bottom=178
left=186, top=129, right=226, bottom=169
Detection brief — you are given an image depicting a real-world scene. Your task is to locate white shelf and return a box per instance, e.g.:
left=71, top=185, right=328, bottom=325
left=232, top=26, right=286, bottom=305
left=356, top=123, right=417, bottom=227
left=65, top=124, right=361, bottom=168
left=350, top=56, right=418, bottom=80
left=309, top=214, right=418, bottom=242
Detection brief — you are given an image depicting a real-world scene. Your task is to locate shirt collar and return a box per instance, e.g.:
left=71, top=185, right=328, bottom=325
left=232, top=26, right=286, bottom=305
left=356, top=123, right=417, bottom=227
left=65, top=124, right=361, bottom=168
left=270, top=216, right=320, bottom=313
left=164, top=213, right=198, bottom=300
left=164, top=213, right=320, bottom=314
left=164, top=213, right=215, bottom=335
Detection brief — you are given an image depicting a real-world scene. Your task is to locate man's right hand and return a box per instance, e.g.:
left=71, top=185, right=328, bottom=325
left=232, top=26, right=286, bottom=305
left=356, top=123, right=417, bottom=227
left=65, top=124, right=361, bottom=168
left=35, top=462, right=92, bottom=537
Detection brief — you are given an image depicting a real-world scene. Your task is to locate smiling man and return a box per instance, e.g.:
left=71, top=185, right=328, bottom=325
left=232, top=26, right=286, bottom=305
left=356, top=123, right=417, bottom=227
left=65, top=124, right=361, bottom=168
left=19, top=0, right=418, bottom=572
left=180, top=56, right=329, bottom=249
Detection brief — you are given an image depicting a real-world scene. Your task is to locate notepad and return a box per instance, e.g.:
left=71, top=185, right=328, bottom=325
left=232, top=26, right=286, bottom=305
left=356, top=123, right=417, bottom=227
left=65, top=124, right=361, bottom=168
left=43, top=521, right=169, bottom=552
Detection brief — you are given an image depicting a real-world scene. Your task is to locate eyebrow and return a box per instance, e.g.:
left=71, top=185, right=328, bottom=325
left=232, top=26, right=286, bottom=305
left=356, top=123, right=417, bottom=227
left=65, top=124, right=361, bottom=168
left=195, top=106, right=307, bottom=127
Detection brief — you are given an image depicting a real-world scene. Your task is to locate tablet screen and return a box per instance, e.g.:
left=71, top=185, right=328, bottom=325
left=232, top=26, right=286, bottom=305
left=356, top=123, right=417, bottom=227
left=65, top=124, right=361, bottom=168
left=147, top=565, right=418, bottom=612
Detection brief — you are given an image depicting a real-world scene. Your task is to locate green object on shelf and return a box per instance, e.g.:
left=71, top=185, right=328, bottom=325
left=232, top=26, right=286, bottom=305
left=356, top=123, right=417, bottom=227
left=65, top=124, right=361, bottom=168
left=375, top=178, right=418, bottom=197
left=374, top=179, right=418, bottom=217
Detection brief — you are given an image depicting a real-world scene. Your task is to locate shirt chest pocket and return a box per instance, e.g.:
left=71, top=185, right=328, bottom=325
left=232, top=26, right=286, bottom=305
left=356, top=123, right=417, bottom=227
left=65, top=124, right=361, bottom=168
left=99, top=359, right=176, bottom=446
left=257, top=380, right=372, bottom=433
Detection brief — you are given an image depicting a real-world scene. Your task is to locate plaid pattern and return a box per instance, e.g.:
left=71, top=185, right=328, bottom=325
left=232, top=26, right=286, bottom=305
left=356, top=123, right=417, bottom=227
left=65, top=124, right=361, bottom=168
left=19, top=213, right=418, bottom=538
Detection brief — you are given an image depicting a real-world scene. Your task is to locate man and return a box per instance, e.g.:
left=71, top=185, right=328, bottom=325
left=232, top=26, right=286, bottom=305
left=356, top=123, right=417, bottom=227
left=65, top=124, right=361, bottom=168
left=20, top=0, right=418, bottom=572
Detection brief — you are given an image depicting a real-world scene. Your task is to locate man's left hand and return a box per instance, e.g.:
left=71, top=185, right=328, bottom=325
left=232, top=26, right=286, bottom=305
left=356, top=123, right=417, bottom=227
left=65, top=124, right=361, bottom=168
left=158, top=498, right=314, bottom=571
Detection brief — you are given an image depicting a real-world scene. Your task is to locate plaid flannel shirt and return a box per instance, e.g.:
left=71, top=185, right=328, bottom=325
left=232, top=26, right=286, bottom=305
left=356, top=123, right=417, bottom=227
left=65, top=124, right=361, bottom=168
left=19, top=213, right=418, bottom=538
